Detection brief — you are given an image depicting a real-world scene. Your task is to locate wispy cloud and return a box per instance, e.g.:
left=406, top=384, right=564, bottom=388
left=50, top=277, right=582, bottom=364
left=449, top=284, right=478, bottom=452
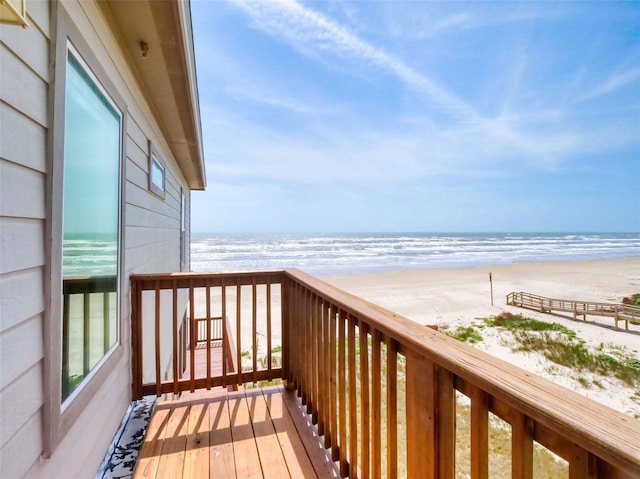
left=228, top=0, right=587, bottom=166
left=579, top=67, right=640, bottom=102
left=231, top=0, right=485, bottom=127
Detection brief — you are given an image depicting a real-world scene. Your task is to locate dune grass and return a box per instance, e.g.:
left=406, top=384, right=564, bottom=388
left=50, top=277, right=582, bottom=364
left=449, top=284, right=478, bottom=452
left=483, top=312, right=640, bottom=387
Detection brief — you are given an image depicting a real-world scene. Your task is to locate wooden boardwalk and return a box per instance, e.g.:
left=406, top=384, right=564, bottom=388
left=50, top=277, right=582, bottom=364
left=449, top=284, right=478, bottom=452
left=133, top=385, right=339, bottom=478
left=506, top=291, right=640, bottom=330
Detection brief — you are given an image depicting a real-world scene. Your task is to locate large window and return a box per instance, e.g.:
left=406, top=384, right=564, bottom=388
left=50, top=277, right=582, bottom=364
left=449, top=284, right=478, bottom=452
left=61, top=48, right=121, bottom=402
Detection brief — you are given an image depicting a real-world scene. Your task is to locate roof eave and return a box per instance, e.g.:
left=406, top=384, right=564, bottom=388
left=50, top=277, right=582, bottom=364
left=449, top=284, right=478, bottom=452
left=104, top=0, right=206, bottom=190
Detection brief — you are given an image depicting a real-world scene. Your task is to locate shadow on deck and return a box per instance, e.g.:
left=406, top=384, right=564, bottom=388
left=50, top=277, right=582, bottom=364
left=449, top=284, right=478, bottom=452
left=133, top=385, right=339, bottom=478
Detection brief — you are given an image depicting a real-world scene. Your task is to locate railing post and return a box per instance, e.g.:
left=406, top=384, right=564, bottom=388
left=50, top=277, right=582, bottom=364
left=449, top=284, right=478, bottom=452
left=569, top=446, right=597, bottom=479
left=130, top=277, right=143, bottom=400
left=470, top=385, right=489, bottom=479
left=281, top=275, right=293, bottom=389
left=406, top=351, right=430, bottom=478
left=437, top=367, right=456, bottom=478
left=512, top=411, right=534, bottom=479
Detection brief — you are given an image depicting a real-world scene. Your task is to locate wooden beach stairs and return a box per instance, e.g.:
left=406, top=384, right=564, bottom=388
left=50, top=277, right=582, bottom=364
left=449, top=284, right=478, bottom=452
left=506, top=292, right=640, bottom=330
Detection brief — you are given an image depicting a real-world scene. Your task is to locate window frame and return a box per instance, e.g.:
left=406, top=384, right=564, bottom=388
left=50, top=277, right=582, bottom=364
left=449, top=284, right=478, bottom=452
left=148, top=142, right=166, bottom=199
left=44, top=4, right=127, bottom=456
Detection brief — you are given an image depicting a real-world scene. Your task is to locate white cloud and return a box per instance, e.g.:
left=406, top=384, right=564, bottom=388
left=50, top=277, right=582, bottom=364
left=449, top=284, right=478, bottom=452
left=580, top=67, right=640, bottom=102
left=228, top=0, right=596, bottom=168
left=231, top=0, right=485, bottom=127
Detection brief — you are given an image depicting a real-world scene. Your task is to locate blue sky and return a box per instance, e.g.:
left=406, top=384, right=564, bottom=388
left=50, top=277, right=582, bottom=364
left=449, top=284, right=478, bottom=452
left=190, top=1, right=639, bottom=233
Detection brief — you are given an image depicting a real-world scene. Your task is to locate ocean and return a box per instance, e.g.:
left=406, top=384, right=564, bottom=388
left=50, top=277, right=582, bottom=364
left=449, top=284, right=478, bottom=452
left=190, top=233, right=640, bottom=276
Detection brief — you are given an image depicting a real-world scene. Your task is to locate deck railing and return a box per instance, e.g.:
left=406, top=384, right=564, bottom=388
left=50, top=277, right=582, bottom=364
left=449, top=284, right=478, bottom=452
left=130, top=271, right=282, bottom=398
left=506, top=291, right=640, bottom=330
left=130, top=270, right=640, bottom=478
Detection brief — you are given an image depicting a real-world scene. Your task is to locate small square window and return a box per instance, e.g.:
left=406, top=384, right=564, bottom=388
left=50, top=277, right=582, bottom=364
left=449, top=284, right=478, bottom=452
left=149, top=153, right=165, bottom=198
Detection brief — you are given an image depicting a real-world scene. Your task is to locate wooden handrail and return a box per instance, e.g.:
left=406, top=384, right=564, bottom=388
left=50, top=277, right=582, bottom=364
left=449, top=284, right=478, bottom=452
left=507, top=291, right=640, bottom=330
left=282, top=269, right=640, bottom=478
left=130, top=270, right=640, bottom=478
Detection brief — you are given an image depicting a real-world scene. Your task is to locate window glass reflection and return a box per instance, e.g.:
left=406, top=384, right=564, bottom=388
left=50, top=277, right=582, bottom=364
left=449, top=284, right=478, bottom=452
left=61, top=50, right=120, bottom=401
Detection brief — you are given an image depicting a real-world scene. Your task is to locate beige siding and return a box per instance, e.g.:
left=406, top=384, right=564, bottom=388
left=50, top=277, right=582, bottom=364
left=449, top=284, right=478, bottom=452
left=0, top=3, right=49, bottom=477
left=0, top=0, right=195, bottom=477
left=0, top=43, right=48, bottom=127
left=0, top=268, right=44, bottom=333
left=0, top=411, right=43, bottom=479
left=0, top=362, right=43, bottom=449
left=0, top=160, right=46, bottom=218
left=0, top=104, right=47, bottom=172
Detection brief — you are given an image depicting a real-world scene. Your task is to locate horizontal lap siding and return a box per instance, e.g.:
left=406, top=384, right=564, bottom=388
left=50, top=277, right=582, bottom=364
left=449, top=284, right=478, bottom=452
left=124, top=116, right=186, bottom=275
left=0, top=0, right=193, bottom=477
left=0, top=1, right=49, bottom=477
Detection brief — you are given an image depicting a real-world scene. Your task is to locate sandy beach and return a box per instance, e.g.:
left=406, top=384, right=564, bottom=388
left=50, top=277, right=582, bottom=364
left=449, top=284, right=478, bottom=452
left=323, top=256, right=640, bottom=418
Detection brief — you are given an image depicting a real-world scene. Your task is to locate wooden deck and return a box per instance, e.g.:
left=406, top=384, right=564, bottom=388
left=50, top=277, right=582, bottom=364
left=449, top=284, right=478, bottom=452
left=133, top=385, right=340, bottom=478
left=131, top=271, right=640, bottom=478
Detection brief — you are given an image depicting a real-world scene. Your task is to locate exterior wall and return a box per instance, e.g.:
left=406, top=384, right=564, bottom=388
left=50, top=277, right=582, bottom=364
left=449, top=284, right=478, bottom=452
left=0, top=1, right=193, bottom=478
left=0, top=1, right=51, bottom=477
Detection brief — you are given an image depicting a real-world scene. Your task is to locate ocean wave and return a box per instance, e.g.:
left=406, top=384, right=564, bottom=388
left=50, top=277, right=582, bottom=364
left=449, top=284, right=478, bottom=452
left=190, top=233, right=640, bottom=275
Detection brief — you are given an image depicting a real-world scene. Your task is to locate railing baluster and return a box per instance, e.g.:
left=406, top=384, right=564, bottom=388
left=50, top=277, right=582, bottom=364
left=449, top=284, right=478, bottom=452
left=512, top=411, right=534, bottom=479
left=236, top=278, right=242, bottom=385
left=569, top=446, right=596, bottom=479
left=470, top=386, right=489, bottom=479
left=386, top=337, right=398, bottom=479
left=438, top=367, right=455, bottom=479
left=252, top=277, right=257, bottom=383
left=359, top=321, right=370, bottom=479
left=221, top=280, right=226, bottom=386
left=406, top=351, right=430, bottom=478
left=329, top=302, right=339, bottom=462
left=348, top=315, right=358, bottom=478
left=130, top=277, right=142, bottom=399
left=338, top=308, right=348, bottom=478
left=206, top=278, right=211, bottom=389
left=266, top=280, right=272, bottom=376
left=282, top=278, right=293, bottom=389
left=311, top=293, right=319, bottom=425
left=371, top=328, right=382, bottom=479
left=189, top=279, right=195, bottom=393
left=316, top=296, right=324, bottom=435
left=304, top=288, right=312, bottom=412
left=300, top=285, right=308, bottom=405
left=172, top=280, right=178, bottom=395
left=154, top=280, right=161, bottom=398
left=323, top=301, right=333, bottom=450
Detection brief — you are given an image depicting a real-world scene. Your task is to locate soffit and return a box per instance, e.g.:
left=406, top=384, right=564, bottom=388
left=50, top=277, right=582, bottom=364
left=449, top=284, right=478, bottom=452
left=103, top=0, right=205, bottom=190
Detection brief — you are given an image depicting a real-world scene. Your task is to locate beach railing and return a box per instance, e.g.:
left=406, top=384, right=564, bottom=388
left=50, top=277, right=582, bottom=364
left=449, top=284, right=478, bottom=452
left=506, top=291, right=640, bottom=330
left=130, top=270, right=640, bottom=478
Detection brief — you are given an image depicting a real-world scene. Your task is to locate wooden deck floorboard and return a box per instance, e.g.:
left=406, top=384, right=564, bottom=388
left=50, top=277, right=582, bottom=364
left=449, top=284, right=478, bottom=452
left=133, top=385, right=340, bottom=479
